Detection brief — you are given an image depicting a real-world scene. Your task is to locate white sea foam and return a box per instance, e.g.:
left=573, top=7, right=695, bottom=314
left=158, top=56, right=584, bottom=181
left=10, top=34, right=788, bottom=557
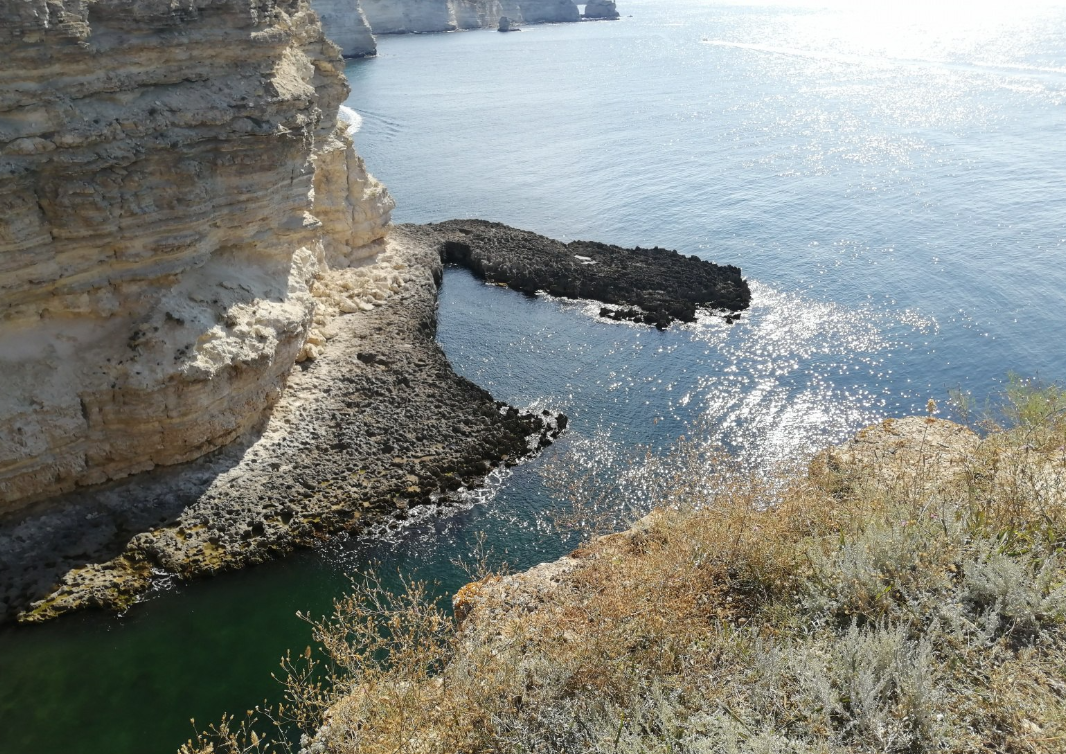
left=338, top=105, right=363, bottom=136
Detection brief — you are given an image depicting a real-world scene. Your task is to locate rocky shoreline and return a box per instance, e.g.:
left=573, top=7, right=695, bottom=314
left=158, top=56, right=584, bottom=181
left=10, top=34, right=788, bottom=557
left=0, top=221, right=749, bottom=625
left=0, top=227, right=565, bottom=624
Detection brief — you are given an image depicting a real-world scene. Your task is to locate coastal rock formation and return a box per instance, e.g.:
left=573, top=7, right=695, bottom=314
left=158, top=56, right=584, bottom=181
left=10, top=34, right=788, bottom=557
left=0, top=217, right=755, bottom=623
left=3, top=229, right=566, bottom=623
left=583, top=0, right=619, bottom=20
left=313, top=0, right=378, bottom=57
left=358, top=0, right=580, bottom=34
left=455, top=0, right=505, bottom=29
left=411, top=219, right=751, bottom=328
left=0, top=0, right=392, bottom=513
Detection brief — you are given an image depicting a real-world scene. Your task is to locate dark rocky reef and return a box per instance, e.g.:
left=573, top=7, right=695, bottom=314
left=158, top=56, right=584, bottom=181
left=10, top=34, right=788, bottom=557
left=410, top=219, right=751, bottom=329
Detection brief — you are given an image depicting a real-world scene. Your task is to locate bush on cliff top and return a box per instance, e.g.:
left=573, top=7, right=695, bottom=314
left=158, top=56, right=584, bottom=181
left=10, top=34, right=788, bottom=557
left=183, top=379, right=1066, bottom=754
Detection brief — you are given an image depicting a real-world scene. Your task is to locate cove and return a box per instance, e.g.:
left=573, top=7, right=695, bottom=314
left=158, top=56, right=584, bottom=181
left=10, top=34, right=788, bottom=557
left=3, top=1, right=1066, bottom=751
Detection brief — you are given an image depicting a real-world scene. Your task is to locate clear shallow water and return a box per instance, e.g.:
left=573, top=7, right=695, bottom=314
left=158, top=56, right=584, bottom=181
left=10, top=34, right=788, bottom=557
left=2, top=2, right=1066, bottom=752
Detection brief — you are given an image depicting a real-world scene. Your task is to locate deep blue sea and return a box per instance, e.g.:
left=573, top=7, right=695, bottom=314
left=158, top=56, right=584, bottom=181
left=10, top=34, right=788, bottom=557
left=2, top=2, right=1065, bottom=752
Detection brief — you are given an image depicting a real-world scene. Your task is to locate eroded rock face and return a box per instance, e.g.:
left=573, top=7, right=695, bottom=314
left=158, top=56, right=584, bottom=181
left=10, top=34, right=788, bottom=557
left=0, top=0, right=392, bottom=513
left=583, top=0, right=619, bottom=20
left=312, top=0, right=378, bottom=57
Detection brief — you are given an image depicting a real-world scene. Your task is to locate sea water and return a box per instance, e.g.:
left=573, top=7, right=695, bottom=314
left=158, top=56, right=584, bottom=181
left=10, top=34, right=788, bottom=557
left=2, top=2, right=1065, bottom=751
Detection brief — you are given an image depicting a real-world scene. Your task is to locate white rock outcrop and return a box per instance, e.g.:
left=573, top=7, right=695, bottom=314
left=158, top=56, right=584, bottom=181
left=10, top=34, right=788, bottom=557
left=361, top=0, right=457, bottom=32
left=313, top=0, right=378, bottom=57
left=0, top=0, right=393, bottom=513
left=583, top=0, right=619, bottom=20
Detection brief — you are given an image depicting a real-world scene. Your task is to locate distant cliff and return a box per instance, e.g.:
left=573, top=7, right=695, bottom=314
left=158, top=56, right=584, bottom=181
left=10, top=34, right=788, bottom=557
left=312, top=0, right=378, bottom=57
left=0, top=0, right=392, bottom=512
left=355, top=0, right=580, bottom=36
left=313, top=0, right=608, bottom=58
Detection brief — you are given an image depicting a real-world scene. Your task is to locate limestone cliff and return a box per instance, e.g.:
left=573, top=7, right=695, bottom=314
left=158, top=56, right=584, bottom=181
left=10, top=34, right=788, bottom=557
left=0, top=0, right=392, bottom=513
left=358, top=0, right=580, bottom=34
left=313, top=0, right=378, bottom=57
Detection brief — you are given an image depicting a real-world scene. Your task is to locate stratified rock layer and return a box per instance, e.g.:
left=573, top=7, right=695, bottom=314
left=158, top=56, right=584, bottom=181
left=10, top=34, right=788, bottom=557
left=0, top=0, right=392, bottom=513
left=411, top=219, right=751, bottom=328
left=313, top=0, right=378, bottom=57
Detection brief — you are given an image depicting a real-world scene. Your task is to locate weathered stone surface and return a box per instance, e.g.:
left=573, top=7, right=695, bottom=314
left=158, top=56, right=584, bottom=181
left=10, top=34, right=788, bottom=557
left=583, top=0, right=619, bottom=20
left=410, top=219, right=751, bottom=328
left=2, top=228, right=565, bottom=624
left=0, top=0, right=392, bottom=513
left=313, top=0, right=378, bottom=57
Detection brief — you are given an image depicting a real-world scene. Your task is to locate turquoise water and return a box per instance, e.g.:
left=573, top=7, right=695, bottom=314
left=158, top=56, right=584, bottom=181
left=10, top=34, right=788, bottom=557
left=3, top=2, right=1066, bottom=752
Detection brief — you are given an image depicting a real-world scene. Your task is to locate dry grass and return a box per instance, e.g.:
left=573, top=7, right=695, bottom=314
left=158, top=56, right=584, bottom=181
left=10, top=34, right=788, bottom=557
left=182, top=380, right=1066, bottom=754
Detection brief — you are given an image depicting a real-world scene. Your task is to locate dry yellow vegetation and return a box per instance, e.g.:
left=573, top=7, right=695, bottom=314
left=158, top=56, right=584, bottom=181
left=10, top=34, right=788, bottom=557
left=184, top=377, right=1066, bottom=754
